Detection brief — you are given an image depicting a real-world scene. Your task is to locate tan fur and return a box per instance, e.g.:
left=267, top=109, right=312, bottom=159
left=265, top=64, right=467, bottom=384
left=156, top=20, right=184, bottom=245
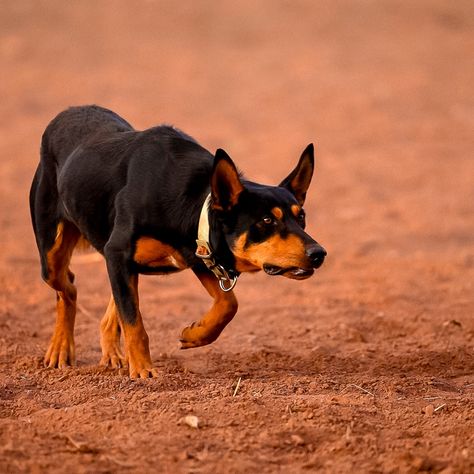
left=119, top=274, right=158, bottom=378
left=271, top=207, right=283, bottom=220
left=232, top=232, right=307, bottom=272
left=291, top=204, right=301, bottom=217
left=44, top=221, right=80, bottom=368
left=134, top=237, right=187, bottom=269
left=99, top=296, right=126, bottom=369
left=180, top=271, right=238, bottom=348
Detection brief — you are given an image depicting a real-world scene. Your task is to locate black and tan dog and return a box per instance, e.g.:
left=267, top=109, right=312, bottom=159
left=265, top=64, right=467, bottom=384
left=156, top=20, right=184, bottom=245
left=30, top=105, right=326, bottom=378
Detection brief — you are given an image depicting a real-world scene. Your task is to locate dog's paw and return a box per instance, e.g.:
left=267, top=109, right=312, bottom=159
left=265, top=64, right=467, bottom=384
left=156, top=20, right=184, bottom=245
left=44, top=333, right=75, bottom=369
left=179, top=322, right=216, bottom=349
left=130, top=368, right=159, bottom=379
left=100, top=343, right=127, bottom=369
left=126, top=349, right=158, bottom=379
left=128, top=364, right=159, bottom=379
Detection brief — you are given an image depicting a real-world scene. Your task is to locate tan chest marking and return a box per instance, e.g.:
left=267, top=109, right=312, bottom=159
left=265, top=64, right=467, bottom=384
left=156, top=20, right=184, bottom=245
left=134, top=237, right=187, bottom=269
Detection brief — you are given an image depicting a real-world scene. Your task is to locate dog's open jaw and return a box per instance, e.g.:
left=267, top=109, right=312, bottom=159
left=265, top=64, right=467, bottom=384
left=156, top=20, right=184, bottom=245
left=263, top=264, right=314, bottom=280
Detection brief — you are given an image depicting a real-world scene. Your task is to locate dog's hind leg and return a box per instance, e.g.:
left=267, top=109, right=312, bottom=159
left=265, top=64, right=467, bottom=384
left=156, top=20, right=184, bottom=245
left=42, top=221, right=81, bottom=368
left=99, top=295, right=126, bottom=369
left=180, top=268, right=238, bottom=349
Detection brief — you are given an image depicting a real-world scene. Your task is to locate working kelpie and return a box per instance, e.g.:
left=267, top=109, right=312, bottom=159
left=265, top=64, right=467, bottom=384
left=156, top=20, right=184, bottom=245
left=30, top=105, right=326, bottom=378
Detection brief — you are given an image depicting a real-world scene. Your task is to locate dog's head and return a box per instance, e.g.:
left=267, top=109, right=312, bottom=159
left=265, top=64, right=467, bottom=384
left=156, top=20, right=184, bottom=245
left=210, top=144, right=326, bottom=280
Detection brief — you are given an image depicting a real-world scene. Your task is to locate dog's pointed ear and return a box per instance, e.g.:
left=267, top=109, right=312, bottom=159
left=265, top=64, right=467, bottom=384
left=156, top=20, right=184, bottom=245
left=211, top=149, right=244, bottom=211
left=279, top=143, right=314, bottom=206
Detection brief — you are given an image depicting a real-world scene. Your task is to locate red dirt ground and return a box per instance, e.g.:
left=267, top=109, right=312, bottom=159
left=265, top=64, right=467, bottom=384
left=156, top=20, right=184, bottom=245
left=1, top=1, right=473, bottom=472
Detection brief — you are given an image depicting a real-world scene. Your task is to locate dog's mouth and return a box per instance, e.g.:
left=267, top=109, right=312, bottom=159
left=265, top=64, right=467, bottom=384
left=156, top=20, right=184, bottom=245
left=263, top=264, right=314, bottom=280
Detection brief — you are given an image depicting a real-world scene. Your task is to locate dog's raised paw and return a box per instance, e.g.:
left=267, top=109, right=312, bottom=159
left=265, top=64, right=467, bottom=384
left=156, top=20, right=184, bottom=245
left=179, top=323, right=215, bottom=349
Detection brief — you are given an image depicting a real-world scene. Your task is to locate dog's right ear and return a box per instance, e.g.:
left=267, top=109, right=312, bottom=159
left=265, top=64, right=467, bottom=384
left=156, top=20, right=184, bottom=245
left=211, top=149, right=244, bottom=211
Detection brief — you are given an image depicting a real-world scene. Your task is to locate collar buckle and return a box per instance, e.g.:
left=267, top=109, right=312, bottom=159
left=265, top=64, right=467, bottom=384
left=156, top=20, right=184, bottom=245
left=195, top=240, right=238, bottom=292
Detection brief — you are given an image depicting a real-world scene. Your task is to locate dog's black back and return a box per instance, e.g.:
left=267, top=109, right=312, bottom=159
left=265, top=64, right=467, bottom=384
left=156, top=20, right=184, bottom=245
left=32, top=106, right=216, bottom=265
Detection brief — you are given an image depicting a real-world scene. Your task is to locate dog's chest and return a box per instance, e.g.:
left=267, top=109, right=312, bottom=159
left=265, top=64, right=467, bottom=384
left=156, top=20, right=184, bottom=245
left=133, top=237, right=187, bottom=272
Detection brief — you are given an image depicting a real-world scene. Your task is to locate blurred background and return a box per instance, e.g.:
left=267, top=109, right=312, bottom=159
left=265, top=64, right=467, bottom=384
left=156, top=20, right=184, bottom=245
left=1, top=0, right=473, bottom=264
left=1, top=1, right=473, bottom=471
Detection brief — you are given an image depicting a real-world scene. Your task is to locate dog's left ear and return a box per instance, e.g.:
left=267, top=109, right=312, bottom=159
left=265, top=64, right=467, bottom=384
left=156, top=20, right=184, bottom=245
left=211, top=148, right=244, bottom=211
left=279, top=143, right=314, bottom=206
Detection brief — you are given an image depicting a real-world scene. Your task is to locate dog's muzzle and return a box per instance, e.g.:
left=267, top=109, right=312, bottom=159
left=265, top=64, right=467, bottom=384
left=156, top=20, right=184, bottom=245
left=263, top=244, right=326, bottom=280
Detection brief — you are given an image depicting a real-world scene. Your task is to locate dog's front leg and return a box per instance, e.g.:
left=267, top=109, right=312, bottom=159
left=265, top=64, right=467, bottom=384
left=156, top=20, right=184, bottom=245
left=180, top=267, right=238, bottom=349
left=99, top=295, right=127, bottom=369
left=104, top=242, right=158, bottom=378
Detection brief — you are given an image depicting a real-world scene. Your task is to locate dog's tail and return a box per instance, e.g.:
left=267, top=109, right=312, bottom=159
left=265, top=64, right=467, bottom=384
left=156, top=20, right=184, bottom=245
left=29, top=132, right=58, bottom=234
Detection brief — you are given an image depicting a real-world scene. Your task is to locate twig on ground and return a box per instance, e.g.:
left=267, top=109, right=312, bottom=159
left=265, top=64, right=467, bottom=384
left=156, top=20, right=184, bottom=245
left=348, top=383, right=375, bottom=397
left=63, top=435, right=98, bottom=453
left=232, top=376, right=242, bottom=397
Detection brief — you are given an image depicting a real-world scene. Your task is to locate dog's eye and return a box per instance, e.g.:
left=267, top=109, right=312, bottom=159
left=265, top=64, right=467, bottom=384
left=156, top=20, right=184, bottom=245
left=256, top=216, right=277, bottom=230
left=263, top=217, right=274, bottom=225
left=297, top=211, right=306, bottom=226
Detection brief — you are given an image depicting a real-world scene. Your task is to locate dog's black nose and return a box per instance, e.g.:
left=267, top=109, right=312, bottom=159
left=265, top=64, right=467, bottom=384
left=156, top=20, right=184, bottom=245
left=306, top=244, right=327, bottom=269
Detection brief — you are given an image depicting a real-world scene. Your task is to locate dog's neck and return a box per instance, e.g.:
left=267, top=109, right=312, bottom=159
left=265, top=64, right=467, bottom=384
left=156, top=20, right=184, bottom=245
left=195, top=193, right=239, bottom=291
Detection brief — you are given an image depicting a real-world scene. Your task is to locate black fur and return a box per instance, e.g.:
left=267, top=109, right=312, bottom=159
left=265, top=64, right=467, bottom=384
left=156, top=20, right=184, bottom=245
left=30, top=105, right=326, bottom=327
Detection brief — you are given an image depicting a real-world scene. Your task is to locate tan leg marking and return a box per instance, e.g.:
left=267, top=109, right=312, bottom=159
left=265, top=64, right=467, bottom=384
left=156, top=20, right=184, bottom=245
left=99, top=295, right=126, bottom=369
left=180, top=271, right=238, bottom=349
left=121, top=275, right=158, bottom=379
left=44, top=222, right=80, bottom=369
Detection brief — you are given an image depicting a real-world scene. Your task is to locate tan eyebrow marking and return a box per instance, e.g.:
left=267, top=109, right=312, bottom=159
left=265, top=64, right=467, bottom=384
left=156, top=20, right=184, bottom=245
left=291, top=204, right=301, bottom=217
left=271, top=207, right=283, bottom=220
